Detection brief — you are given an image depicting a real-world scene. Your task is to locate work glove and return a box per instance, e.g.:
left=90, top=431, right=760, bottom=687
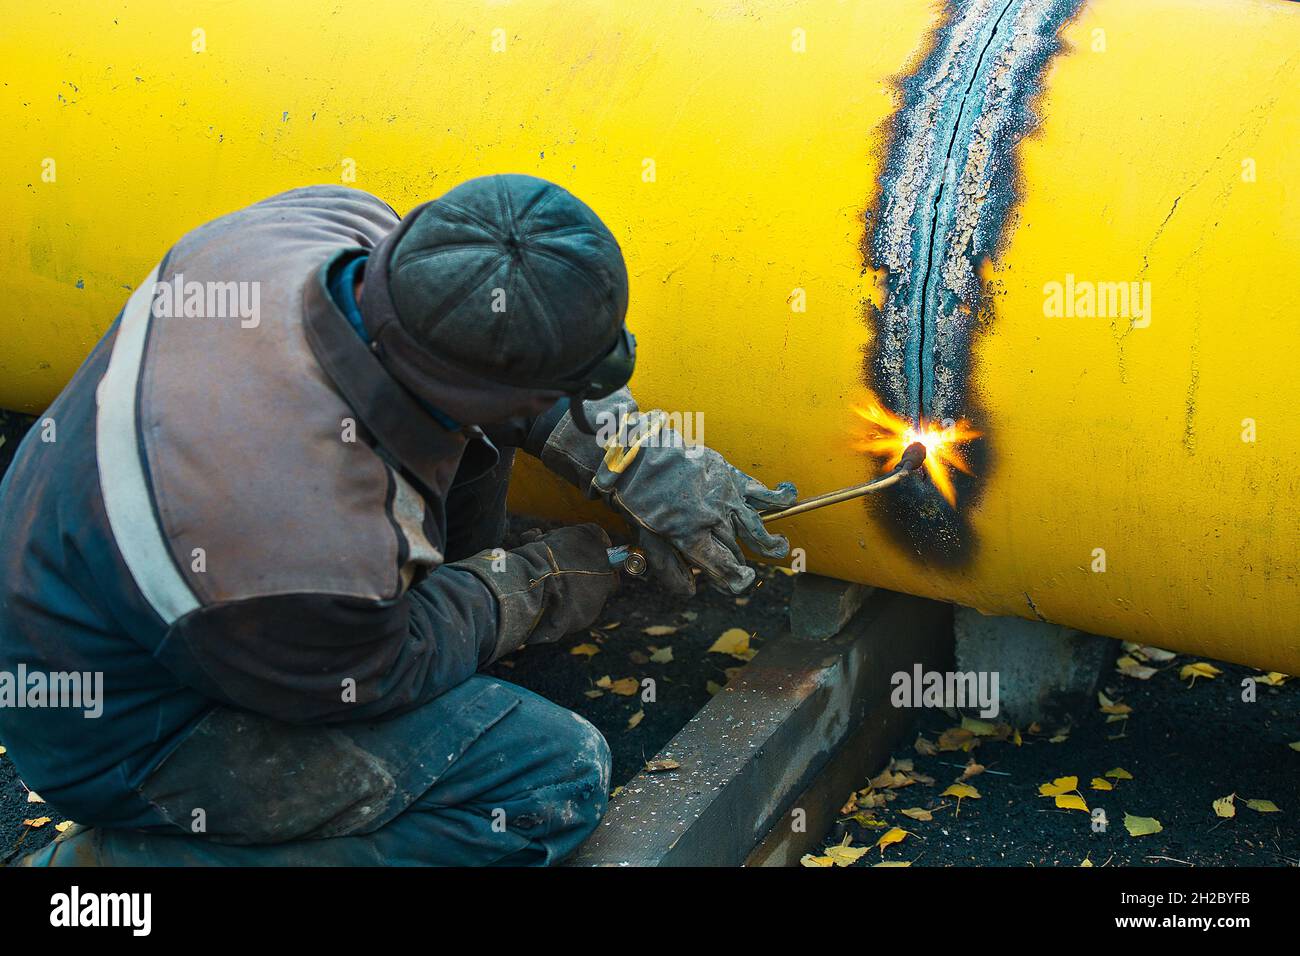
left=458, top=523, right=618, bottom=662
left=539, top=389, right=797, bottom=595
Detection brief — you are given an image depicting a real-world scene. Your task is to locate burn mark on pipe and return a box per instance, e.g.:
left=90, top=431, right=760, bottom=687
left=862, top=0, right=1082, bottom=565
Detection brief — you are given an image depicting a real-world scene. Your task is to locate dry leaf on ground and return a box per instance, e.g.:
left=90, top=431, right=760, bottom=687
left=1116, top=655, right=1157, bottom=680
left=1244, top=798, right=1280, bottom=813
left=1213, top=794, right=1236, bottom=818
left=708, top=628, right=755, bottom=661
left=1124, top=813, right=1163, bottom=836
left=1180, top=662, right=1222, bottom=684
left=1038, top=776, right=1079, bottom=797
left=875, top=827, right=911, bottom=854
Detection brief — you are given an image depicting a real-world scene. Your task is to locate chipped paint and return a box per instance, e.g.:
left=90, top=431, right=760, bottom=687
left=864, top=0, right=1082, bottom=563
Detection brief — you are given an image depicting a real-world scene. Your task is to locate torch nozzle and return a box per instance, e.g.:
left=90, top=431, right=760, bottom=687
left=898, top=441, right=927, bottom=474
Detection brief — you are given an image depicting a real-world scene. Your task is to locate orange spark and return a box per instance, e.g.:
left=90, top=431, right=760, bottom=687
left=852, top=396, right=981, bottom=508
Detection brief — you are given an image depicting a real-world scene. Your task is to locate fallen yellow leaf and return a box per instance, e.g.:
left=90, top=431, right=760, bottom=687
left=54, top=820, right=74, bottom=833
left=869, top=768, right=914, bottom=790
left=627, top=709, right=644, bottom=729
left=852, top=814, right=889, bottom=829
left=937, top=726, right=977, bottom=752
left=1244, top=798, right=1280, bottom=813
left=1038, top=776, right=1079, bottom=797
left=608, top=677, right=639, bottom=696
left=800, top=854, right=834, bottom=867
left=708, top=628, right=755, bottom=661
left=1256, top=672, right=1288, bottom=687
left=825, top=834, right=869, bottom=866
left=875, top=827, right=911, bottom=853
left=648, top=646, right=673, bottom=664
left=570, top=643, right=601, bottom=657
left=1180, top=661, right=1222, bottom=684
left=1090, top=777, right=1113, bottom=791
left=1289, top=741, right=1300, bottom=752
left=1115, top=655, right=1157, bottom=680
left=1097, top=691, right=1133, bottom=715
left=23, top=816, right=52, bottom=828
left=961, top=716, right=997, bottom=737
left=941, top=782, right=980, bottom=816
left=914, top=735, right=938, bottom=756
left=644, top=758, right=680, bottom=772
left=642, top=625, right=678, bottom=637
left=1080, top=855, right=1094, bottom=867
left=1213, top=794, right=1236, bottom=818
left=900, top=807, right=933, bottom=821
left=583, top=689, right=604, bottom=699
left=1056, top=793, right=1089, bottom=812
left=1105, top=767, right=1134, bottom=780
left=705, top=680, right=723, bottom=696
left=26, top=791, right=43, bottom=804
left=1124, top=813, right=1163, bottom=836
left=873, top=860, right=912, bottom=867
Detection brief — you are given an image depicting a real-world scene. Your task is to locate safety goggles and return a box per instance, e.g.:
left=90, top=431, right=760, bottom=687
left=558, top=326, right=637, bottom=434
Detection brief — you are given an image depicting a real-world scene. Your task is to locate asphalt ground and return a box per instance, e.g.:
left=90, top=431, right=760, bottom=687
left=812, top=653, right=1298, bottom=867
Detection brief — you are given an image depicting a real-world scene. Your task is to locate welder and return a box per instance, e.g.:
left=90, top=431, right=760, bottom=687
left=0, top=175, right=796, bottom=865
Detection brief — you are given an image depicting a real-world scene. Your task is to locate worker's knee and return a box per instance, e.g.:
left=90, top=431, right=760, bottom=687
left=513, top=697, right=611, bottom=813
left=477, top=693, right=610, bottom=861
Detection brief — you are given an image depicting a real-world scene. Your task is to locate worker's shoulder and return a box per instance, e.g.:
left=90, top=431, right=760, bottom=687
left=170, top=185, right=400, bottom=263
left=251, top=184, right=400, bottom=220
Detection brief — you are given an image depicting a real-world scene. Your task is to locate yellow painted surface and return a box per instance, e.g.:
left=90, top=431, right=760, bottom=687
left=2, top=1, right=1298, bottom=671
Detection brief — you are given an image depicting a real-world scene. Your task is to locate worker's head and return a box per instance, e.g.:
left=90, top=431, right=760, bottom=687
left=359, top=174, right=633, bottom=432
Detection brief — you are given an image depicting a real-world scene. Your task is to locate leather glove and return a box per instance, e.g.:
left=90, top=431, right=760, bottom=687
left=539, top=389, right=797, bottom=595
left=457, top=523, right=618, bottom=662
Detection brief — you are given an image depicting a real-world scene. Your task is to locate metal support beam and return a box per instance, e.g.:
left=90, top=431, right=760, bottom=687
left=569, top=589, right=953, bottom=866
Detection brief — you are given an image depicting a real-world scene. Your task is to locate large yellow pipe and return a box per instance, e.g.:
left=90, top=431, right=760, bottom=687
left=2, top=1, right=1298, bottom=672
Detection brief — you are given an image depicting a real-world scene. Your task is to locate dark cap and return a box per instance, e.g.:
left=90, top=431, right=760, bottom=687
left=375, top=174, right=630, bottom=393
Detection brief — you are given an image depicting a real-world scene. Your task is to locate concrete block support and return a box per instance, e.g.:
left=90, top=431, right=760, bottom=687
left=789, top=573, right=874, bottom=641
left=570, top=589, right=952, bottom=867
left=953, top=606, right=1118, bottom=725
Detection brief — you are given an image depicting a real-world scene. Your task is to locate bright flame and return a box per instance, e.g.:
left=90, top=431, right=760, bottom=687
left=851, top=396, right=982, bottom=508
